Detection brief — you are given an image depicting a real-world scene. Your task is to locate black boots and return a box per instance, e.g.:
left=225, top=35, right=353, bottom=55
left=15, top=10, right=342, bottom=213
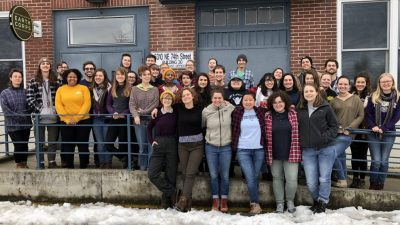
left=311, top=200, right=327, bottom=214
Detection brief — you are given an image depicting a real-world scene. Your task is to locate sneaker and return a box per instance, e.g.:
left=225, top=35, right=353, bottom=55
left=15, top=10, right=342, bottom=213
left=249, top=203, right=262, bottom=214
left=275, top=203, right=284, bottom=213
left=287, top=201, right=296, bottom=213
left=211, top=198, right=219, bottom=211
left=39, top=162, right=45, bottom=169
left=333, top=179, right=347, bottom=188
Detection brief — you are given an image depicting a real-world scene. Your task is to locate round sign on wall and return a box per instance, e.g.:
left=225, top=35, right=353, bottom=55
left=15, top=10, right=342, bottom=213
left=9, top=5, right=33, bottom=41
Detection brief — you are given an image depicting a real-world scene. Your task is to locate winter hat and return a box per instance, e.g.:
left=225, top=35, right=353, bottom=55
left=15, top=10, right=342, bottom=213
left=160, top=90, right=176, bottom=103
left=162, top=68, right=177, bottom=80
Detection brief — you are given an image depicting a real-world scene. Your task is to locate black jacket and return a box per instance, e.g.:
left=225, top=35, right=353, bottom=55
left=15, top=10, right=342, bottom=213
left=297, top=102, right=338, bottom=149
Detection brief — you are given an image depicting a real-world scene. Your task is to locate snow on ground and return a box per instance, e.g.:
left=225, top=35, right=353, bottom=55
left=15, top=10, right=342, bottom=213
left=0, top=201, right=398, bottom=225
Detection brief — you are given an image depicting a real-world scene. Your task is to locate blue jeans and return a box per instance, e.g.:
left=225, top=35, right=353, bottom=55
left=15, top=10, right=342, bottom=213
left=237, top=148, right=265, bottom=203
left=302, top=145, right=336, bottom=204
left=333, top=135, right=352, bottom=180
left=367, top=134, right=395, bottom=184
left=92, top=117, right=111, bottom=164
left=134, top=117, right=152, bottom=170
left=205, top=144, right=232, bottom=198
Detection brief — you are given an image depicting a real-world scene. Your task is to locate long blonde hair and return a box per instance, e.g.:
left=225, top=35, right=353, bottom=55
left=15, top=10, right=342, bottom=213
left=111, top=67, right=131, bottom=98
left=371, top=73, right=400, bottom=104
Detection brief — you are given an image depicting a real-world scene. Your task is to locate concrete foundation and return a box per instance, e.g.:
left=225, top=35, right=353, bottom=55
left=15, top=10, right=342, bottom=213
left=0, top=170, right=398, bottom=211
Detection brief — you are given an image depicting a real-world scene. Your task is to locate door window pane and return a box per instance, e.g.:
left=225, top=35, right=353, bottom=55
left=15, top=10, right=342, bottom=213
left=201, top=10, right=213, bottom=26
left=271, top=7, right=284, bottom=24
left=226, top=9, right=239, bottom=26
left=214, top=9, right=226, bottom=26
left=258, top=8, right=269, bottom=24
left=343, top=2, right=388, bottom=49
left=69, top=16, right=136, bottom=46
left=245, top=8, right=257, bottom=25
left=342, top=51, right=386, bottom=87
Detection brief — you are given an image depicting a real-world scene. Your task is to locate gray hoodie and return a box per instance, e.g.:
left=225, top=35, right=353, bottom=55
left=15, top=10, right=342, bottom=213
left=202, top=103, right=235, bottom=147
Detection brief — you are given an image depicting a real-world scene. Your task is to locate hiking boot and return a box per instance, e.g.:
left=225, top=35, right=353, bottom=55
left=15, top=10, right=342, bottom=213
left=16, top=162, right=29, bottom=169
left=313, top=200, right=327, bottom=214
left=220, top=198, right=228, bottom=213
left=333, top=179, right=347, bottom=188
left=211, top=198, right=219, bottom=211
left=275, top=203, right=284, bottom=213
left=349, top=177, right=360, bottom=188
left=48, top=161, right=57, bottom=169
left=161, top=193, right=170, bottom=209
left=287, top=200, right=296, bottom=213
left=249, top=203, right=262, bottom=214
left=310, top=200, right=318, bottom=211
left=174, top=196, right=191, bottom=212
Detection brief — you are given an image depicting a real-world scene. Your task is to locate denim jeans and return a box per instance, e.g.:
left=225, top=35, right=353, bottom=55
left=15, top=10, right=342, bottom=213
left=367, top=134, right=395, bottom=184
left=333, top=135, right=352, bottom=180
left=237, top=148, right=265, bottom=203
left=92, top=117, right=111, bottom=164
left=271, top=160, right=299, bottom=204
left=302, top=145, right=336, bottom=204
left=205, top=144, right=232, bottom=198
left=135, top=117, right=152, bottom=170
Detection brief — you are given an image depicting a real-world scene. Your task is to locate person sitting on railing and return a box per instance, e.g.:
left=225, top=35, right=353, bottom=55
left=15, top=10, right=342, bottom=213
left=55, top=69, right=91, bottom=169
left=0, top=68, right=32, bottom=169
left=26, top=57, right=61, bottom=169
left=365, top=73, right=400, bottom=190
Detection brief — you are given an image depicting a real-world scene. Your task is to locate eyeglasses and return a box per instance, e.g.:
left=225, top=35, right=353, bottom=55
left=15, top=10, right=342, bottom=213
left=84, top=68, right=94, bottom=71
left=128, top=76, right=136, bottom=79
left=166, top=73, right=174, bottom=77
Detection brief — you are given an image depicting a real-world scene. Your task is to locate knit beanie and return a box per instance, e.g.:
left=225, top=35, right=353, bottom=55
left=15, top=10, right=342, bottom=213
left=160, top=90, right=176, bottom=103
left=162, top=68, right=177, bottom=80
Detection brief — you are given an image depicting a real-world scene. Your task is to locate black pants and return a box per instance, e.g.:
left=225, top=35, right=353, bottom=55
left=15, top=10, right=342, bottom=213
left=106, top=118, right=128, bottom=160
left=61, top=119, right=91, bottom=168
left=350, top=138, right=368, bottom=179
left=148, top=136, right=178, bottom=197
left=8, top=129, right=30, bottom=163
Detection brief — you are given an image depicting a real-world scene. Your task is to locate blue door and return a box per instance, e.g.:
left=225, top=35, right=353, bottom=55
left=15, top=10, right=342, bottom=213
left=197, top=1, right=290, bottom=83
left=54, top=7, right=149, bottom=79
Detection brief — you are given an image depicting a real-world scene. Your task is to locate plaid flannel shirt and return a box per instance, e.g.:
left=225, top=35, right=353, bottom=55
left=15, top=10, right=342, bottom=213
left=227, top=68, right=255, bottom=89
left=265, top=109, right=301, bottom=165
left=26, top=78, right=61, bottom=114
left=231, top=106, right=267, bottom=152
left=0, top=87, right=32, bottom=133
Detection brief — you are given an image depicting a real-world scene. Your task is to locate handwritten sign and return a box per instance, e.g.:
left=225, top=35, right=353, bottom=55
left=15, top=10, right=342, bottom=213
left=152, top=51, right=194, bottom=69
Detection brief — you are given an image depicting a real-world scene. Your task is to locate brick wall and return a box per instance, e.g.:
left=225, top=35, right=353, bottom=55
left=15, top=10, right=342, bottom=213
left=1, top=0, right=195, bottom=80
left=290, top=0, right=337, bottom=75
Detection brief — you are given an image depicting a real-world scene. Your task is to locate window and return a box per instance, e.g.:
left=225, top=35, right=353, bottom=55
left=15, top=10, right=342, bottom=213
left=68, top=16, right=136, bottom=46
left=340, top=1, right=389, bottom=84
left=245, top=7, right=284, bottom=25
left=200, top=9, right=239, bottom=27
left=0, top=13, right=24, bottom=92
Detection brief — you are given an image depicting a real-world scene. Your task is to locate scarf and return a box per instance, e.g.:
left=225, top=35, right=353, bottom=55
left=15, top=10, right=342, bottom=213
left=375, top=90, right=397, bottom=127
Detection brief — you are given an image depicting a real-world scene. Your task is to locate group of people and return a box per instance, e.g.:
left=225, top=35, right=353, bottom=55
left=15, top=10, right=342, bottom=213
left=0, top=53, right=399, bottom=215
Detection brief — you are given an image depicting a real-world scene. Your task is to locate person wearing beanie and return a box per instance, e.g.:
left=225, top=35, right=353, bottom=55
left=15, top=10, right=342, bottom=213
left=226, top=54, right=254, bottom=89
left=147, top=90, right=179, bottom=209
left=159, top=68, right=182, bottom=95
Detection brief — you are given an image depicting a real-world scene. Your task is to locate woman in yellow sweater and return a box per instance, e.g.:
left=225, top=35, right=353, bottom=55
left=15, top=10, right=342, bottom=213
left=55, top=68, right=91, bottom=169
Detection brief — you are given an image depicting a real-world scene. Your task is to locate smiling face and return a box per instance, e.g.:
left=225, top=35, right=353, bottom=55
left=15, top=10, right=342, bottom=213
left=272, top=96, right=285, bottom=113
left=325, top=61, right=337, bottom=75
left=127, top=72, right=137, bottom=85
left=320, top=74, right=332, bottom=89
left=273, top=69, right=283, bottom=80
left=305, top=74, right=314, bottom=85
left=10, top=71, right=23, bottom=88
left=161, top=94, right=173, bottom=107
left=84, top=64, right=95, bottom=78
left=283, top=75, right=294, bottom=91
left=94, top=71, right=105, bottom=85
left=379, top=74, right=394, bottom=93
left=208, top=59, right=217, bottom=71
left=212, top=92, right=224, bottom=107
left=181, top=89, right=194, bottom=104
left=141, top=69, right=152, bottom=84
left=303, top=85, right=317, bottom=103
left=337, top=77, right=350, bottom=94
left=181, top=74, right=192, bottom=87
left=265, top=77, right=274, bottom=89
left=115, top=70, right=126, bottom=85
left=242, top=94, right=255, bottom=110
left=237, top=58, right=247, bottom=69
left=231, top=79, right=243, bottom=90
left=121, top=56, right=131, bottom=69
left=67, top=72, right=78, bottom=86
left=214, top=68, right=224, bottom=82
left=185, top=61, right=195, bottom=72
left=40, top=60, right=51, bottom=75
left=301, top=58, right=311, bottom=70
left=355, top=77, right=367, bottom=92
left=198, top=75, right=208, bottom=88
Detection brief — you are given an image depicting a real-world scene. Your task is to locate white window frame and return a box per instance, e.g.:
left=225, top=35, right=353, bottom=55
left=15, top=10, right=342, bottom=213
left=337, top=0, right=398, bottom=84
left=0, top=11, right=26, bottom=88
